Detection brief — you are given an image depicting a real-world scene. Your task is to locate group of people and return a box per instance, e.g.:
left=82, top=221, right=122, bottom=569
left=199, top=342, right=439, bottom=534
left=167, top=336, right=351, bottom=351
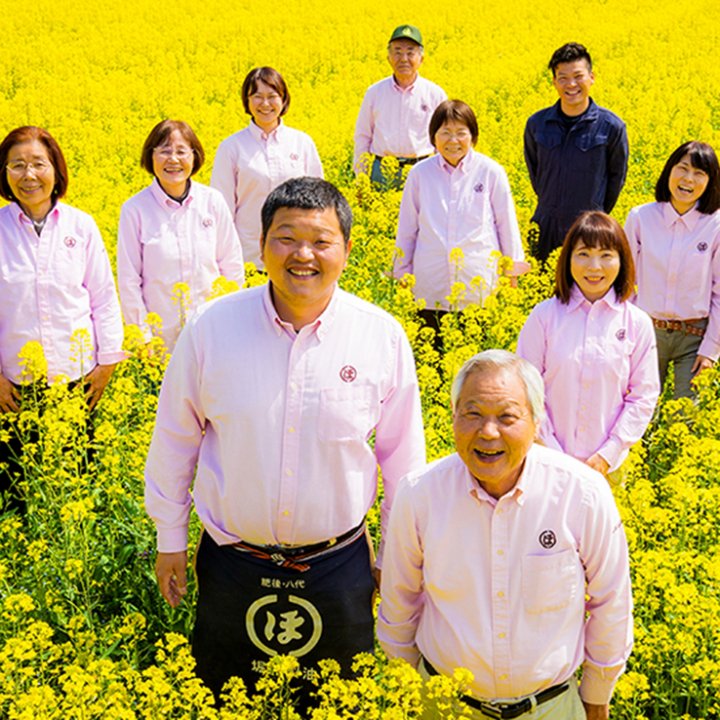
left=0, top=22, right=719, bottom=720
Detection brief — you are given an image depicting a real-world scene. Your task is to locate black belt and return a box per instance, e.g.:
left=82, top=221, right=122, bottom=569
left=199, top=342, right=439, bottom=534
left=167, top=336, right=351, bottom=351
left=423, top=658, right=569, bottom=719
left=374, top=154, right=430, bottom=166
left=234, top=521, right=365, bottom=559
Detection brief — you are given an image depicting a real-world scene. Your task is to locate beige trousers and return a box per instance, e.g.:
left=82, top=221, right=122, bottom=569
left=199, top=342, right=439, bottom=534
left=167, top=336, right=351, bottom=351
left=419, top=662, right=585, bottom=720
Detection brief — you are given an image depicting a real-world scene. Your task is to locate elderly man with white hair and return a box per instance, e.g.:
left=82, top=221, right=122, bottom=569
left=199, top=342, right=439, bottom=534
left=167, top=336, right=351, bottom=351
left=378, top=349, right=632, bottom=720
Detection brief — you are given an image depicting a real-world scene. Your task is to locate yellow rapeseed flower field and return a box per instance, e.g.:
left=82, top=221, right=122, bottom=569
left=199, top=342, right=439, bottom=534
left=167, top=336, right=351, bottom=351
left=1, top=0, right=720, bottom=717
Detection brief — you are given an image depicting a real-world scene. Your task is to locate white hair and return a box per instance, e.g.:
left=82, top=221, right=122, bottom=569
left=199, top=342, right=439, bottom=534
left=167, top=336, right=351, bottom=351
left=450, top=349, right=546, bottom=425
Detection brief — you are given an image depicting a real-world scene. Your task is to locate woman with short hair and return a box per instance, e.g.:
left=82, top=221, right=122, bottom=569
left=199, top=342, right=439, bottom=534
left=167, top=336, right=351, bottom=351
left=117, top=119, right=244, bottom=352
left=211, top=66, right=323, bottom=268
left=393, top=99, right=525, bottom=335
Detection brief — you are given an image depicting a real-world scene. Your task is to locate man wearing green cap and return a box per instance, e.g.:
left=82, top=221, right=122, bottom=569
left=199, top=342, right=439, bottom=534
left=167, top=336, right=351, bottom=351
left=354, top=25, right=447, bottom=188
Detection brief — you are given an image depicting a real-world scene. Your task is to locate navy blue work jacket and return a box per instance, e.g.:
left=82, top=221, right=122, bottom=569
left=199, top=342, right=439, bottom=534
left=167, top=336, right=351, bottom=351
left=523, top=99, right=628, bottom=261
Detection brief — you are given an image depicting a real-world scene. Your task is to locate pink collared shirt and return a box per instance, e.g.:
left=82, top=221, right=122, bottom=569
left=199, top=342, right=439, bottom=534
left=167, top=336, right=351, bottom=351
left=625, top=201, right=720, bottom=360
left=377, top=446, right=633, bottom=706
left=516, top=287, right=659, bottom=470
left=393, top=152, right=524, bottom=310
left=117, top=180, right=244, bottom=351
left=145, top=284, right=426, bottom=561
left=353, top=75, right=447, bottom=170
left=211, top=121, right=323, bottom=267
left=0, top=202, right=124, bottom=383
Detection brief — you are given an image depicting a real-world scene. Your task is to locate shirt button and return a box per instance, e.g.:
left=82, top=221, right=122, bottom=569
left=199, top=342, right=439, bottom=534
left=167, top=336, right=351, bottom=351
left=497, top=549, right=504, bottom=556
left=288, top=427, right=295, bottom=434
left=499, top=674, right=508, bottom=681
left=498, top=632, right=506, bottom=639
left=497, top=591, right=505, bottom=598
left=285, top=469, right=293, bottom=477
left=290, top=383, right=298, bottom=392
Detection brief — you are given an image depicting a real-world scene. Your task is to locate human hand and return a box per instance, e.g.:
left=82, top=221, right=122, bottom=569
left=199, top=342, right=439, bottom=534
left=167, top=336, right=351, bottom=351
left=84, top=363, right=118, bottom=410
left=0, top=374, right=20, bottom=413
left=691, top=354, right=714, bottom=376
left=583, top=701, right=609, bottom=720
left=585, top=454, right=610, bottom=476
left=155, top=551, right=188, bottom=608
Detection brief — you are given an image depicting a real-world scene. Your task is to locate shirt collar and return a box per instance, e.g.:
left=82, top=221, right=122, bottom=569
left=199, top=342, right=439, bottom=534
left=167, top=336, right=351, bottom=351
left=568, top=284, right=620, bottom=311
left=440, top=150, right=474, bottom=176
left=391, top=75, right=417, bottom=93
left=150, top=177, right=194, bottom=209
left=662, top=201, right=701, bottom=231
left=249, top=119, right=284, bottom=143
left=550, top=97, right=598, bottom=124
left=261, top=282, right=340, bottom=340
left=464, top=460, right=525, bottom=507
left=13, top=200, right=61, bottom=229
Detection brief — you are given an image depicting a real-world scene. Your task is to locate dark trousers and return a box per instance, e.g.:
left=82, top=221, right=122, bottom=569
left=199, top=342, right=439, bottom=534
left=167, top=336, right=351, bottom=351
left=0, top=380, right=93, bottom=513
left=192, top=531, right=375, bottom=704
left=418, top=309, right=450, bottom=352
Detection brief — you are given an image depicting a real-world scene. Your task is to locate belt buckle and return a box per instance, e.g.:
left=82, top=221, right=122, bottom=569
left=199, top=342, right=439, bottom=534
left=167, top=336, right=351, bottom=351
left=480, top=705, right=504, bottom=720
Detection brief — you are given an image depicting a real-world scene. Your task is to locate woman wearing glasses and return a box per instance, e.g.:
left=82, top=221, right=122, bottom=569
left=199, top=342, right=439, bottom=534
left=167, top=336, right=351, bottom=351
left=117, top=120, right=244, bottom=352
left=393, top=99, right=526, bottom=337
left=0, top=125, right=124, bottom=503
left=211, top=66, right=323, bottom=269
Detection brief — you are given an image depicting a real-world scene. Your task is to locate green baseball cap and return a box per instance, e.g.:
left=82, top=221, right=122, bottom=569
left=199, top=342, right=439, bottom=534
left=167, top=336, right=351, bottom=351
left=389, top=25, right=423, bottom=46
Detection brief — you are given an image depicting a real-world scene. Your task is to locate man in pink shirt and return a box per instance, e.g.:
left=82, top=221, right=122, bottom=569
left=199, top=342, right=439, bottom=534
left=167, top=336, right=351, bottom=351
left=145, top=177, right=425, bottom=703
left=378, top=350, right=632, bottom=720
left=354, top=24, right=447, bottom=188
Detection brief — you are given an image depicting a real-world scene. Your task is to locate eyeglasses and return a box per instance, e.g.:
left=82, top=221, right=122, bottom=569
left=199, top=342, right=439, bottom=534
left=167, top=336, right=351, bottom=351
left=6, top=160, right=52, bottom=176
left=153, top=147, right=194, bottom=160
left=436, top=129, right=472, bottom=141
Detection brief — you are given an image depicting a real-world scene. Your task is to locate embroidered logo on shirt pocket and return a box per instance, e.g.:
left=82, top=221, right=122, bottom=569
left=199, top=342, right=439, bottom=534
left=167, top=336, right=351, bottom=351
left=522, top=549, right=580, bottom=614
left=317, top=385, right=378, bottom=442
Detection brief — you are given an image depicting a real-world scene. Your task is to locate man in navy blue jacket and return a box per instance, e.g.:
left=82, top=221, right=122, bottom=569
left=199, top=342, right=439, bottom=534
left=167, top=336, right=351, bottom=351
left=524, top=43, right=628, bottom=263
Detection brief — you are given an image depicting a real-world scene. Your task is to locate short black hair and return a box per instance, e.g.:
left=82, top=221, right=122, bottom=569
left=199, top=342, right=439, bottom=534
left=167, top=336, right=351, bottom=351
left=260, top=177, right=353, bottom=246
left=655, top=141, right=720, bottom=214
left=548, top=43, right=592, bottom=76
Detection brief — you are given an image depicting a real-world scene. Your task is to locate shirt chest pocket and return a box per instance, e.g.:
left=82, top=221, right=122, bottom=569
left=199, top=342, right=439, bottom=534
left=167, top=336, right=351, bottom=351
left=574, top=129, right=609, bottom=152
left=408, top=101, right=434, bottom=135
left=535, top=129, right=562, bottom=150
left=522, top=549, right=581, bottom=614
left=50, top=239, right=86, bottom=289
left=317, top=385, right=380, bottom=442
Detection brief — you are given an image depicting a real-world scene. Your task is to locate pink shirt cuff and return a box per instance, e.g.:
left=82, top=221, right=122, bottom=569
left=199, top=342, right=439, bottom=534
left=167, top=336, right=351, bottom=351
left=597, top=439, right=623, bottom=470
left=97, top=351, right=128, bottom=366
left=156, top=526, right=190, bottom=554
left=698, top=337, right=720, bottom=362
left=579, top=662, right=624, bottom=705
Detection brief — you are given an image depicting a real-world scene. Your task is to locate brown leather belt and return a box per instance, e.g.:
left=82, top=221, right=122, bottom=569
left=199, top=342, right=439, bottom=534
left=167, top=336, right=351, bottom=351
left=651, top=317, right=707, bottom=337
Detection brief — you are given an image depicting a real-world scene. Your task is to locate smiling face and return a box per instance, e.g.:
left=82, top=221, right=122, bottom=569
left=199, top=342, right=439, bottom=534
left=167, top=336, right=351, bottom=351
left=434, top=120, right=473, bottom=167
left=5, top=139, right=56, bottom=219
left=152, top=129, right=194, bottom=197
left=570, top=240, right=621, bottom=302
left=552, top=59, right=594, bottom=116
left=261, top=206, right=351, bottom=329
left=387, top=39, right=423, bottom=86
left=453, top=366, right=537, bottom=499
left=248, top=79, right=284, bottom=133
left=668, top=153, right=710, bottom=215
